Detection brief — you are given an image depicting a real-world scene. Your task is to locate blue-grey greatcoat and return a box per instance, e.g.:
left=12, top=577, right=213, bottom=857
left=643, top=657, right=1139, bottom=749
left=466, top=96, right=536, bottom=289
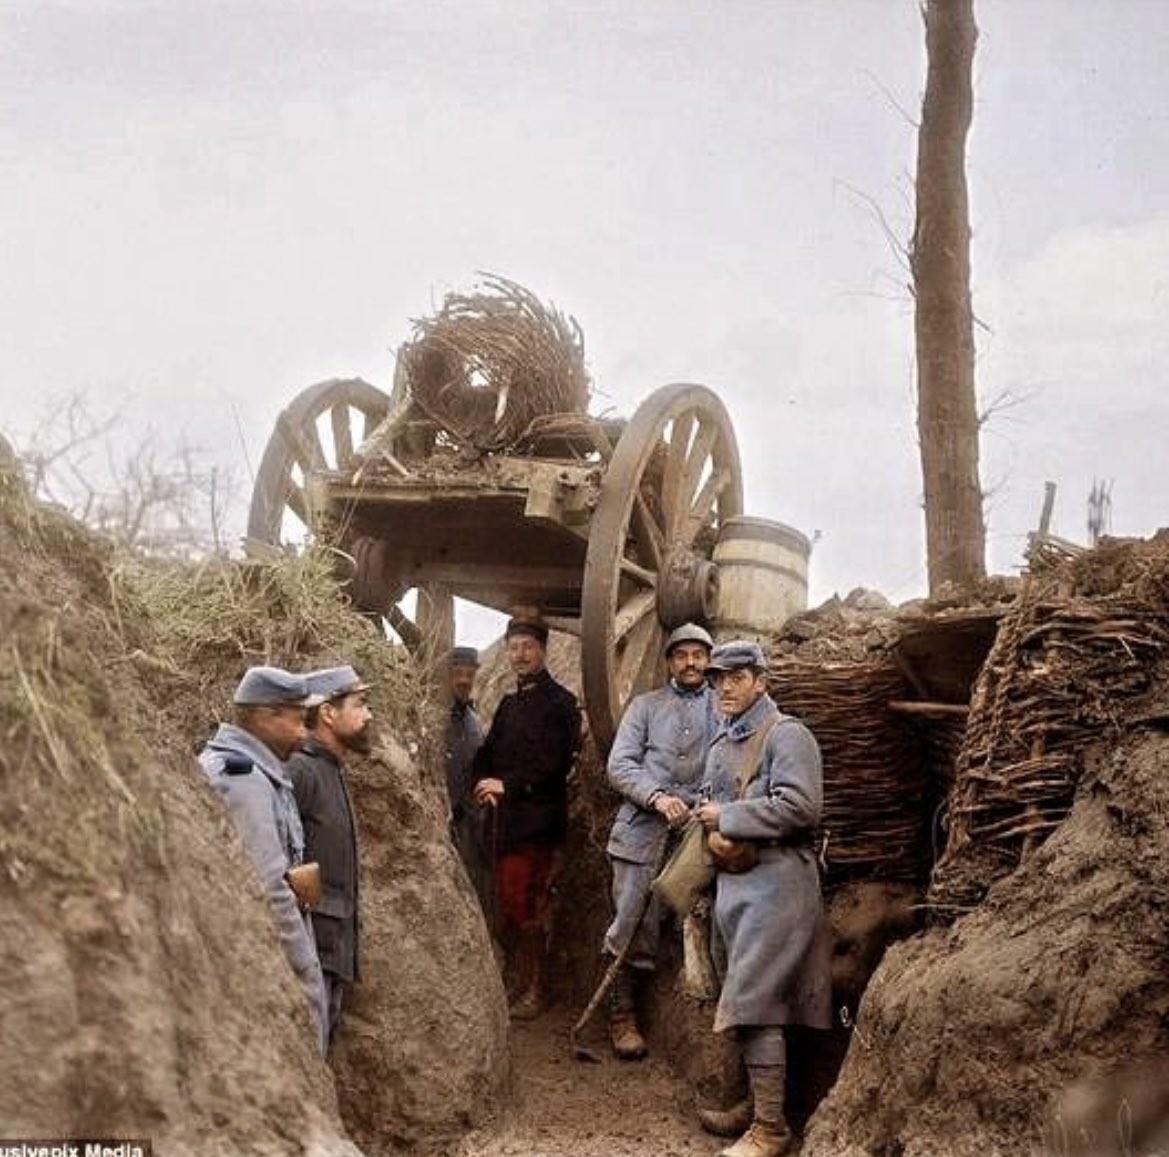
left=702, top=694, right=832, bottom=1034
left=604, top=682, right=718, bottom=967
left=198, top=722, right=328, bottom=1053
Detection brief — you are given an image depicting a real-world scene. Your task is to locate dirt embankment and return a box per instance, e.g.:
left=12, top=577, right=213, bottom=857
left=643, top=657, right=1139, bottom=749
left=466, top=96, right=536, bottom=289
left=805, top=729, right=1169, bottom=1157
left=0, top=462, right=508, bottom=1155
left=330, top=733, right=510, bottom=1155
left=0, top=468, right=357, bottom=1153
left=802, top=540, right=1169, bottom=1157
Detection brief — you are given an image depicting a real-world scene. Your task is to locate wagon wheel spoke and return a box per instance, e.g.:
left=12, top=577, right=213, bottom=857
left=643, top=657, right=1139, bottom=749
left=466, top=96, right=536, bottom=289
left=613, top=587, right=657, bottom=643
left=630, top=613, right=665, bottom=694
left=276, top=411, right=320, bottom=475
left=618, top=555, right=658, bottom=588
left=682, top=465, right=733, bottom=547
left=659, top=413, right=695, bottom=534
left=614, top=602, right=659, bottom=705
left=330, top=403, right=355, bottom=469
left=681, top=420, right=718, bottom=505
left=665, top=416, right=712, bottom=537
left=632, top=492, right=665, bottom=570
left=285, top=481, right=310, bottom=528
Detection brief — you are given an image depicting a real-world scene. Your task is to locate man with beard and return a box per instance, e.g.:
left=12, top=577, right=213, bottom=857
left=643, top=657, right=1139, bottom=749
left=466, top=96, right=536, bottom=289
left=198, top=665, right=328, bottom=1054
left=602, top=622, right=717, bottom=1059
left=288, top=664, right=373, bottom=1045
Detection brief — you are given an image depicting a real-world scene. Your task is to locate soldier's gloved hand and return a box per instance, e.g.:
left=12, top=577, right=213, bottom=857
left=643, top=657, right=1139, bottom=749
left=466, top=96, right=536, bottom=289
left=653, top=793, right=690, bottom=827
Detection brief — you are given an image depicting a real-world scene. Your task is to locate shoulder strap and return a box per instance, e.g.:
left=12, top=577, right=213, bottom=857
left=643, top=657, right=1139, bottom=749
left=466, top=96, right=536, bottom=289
left=735, top=715, right=780, bottom=797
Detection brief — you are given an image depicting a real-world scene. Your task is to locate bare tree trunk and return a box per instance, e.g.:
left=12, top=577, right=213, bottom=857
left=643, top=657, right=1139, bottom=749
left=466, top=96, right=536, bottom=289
left=912, top=0, right=986, bottom=593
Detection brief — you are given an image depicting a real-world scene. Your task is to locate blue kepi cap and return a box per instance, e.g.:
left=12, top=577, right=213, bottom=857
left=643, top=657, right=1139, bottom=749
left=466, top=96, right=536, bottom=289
left=304, top=665, right=371, bottom=702
left=704, top=640, right=767, bottom=674
left=233, top=666, right=322, bottom=707
left=447, top=645, right=480, bottom=668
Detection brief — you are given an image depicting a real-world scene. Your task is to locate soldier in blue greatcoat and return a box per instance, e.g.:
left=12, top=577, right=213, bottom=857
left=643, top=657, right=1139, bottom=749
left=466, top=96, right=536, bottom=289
left=602, top=622, right=718, bottom=1059
left=198, top=666, right=329, bottom=1055
left=695, top=641, right=832, bottom=1157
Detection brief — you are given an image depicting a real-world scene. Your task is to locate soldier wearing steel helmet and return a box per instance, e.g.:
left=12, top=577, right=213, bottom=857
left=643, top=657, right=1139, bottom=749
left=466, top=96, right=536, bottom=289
left=600, top=622, right=719, bottom=1060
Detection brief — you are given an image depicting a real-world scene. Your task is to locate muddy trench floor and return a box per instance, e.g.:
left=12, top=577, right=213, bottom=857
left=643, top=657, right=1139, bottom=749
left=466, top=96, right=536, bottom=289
left=453, top=1007, right=722, bottom=1157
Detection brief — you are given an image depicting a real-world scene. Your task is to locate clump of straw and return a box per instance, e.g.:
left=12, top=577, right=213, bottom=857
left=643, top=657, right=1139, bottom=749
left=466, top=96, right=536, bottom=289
left=398, top=273, right=590, bottom=452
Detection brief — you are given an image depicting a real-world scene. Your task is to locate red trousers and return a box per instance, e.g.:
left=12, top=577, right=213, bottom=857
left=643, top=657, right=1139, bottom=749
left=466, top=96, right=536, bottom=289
left=495, top=845, right=560, bottom=933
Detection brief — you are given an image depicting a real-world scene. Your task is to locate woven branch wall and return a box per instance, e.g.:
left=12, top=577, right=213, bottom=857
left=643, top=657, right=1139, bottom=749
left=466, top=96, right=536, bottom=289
left=768, top=656, right=930, bottom=888
left=927, top=537, right=1169, bottom=917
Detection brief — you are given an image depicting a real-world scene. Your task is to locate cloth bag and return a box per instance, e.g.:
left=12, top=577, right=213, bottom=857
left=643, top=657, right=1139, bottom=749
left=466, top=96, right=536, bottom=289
left=652, top=819, right=714, bottom=917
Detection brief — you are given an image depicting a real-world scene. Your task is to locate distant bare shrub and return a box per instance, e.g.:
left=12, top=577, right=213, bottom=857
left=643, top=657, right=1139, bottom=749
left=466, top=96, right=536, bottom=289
left=12, top=390, right=241, bottom=558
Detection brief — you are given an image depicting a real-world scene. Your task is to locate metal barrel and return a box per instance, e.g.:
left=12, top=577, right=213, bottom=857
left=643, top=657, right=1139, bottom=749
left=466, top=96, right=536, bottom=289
left=711, top=516, right=811, bottom=642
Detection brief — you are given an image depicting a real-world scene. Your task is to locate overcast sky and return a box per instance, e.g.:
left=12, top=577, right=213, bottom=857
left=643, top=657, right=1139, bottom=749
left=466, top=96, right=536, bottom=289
left=3, top=1, right=1167, bottom=642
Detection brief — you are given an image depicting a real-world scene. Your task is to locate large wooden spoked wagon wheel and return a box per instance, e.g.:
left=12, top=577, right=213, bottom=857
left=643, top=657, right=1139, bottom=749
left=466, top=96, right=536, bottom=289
left=246, top=377, right=454, bottom=654
left=581, top=383, right=743, bottom=752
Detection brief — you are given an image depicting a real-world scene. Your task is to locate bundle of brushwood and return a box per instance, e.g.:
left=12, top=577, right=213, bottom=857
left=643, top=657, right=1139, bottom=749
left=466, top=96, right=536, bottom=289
left=928, top=533, right=1169, bottom=917
left=397, top=273, right=590, bottom=453
left=768, top=654, right=929, bottom=887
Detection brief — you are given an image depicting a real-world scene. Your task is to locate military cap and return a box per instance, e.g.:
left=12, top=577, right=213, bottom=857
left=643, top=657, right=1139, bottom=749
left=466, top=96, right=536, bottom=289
left=233, top=666, right=323, bottom=707
left=304, top=665, right=371, bottom=702
left=505, top=612, right=549, bottom=646
left=664, top=622, right=714, bottom=656
left=704, top=639, right=768, bottom=674
left=447, top=645, right=480, bottom=668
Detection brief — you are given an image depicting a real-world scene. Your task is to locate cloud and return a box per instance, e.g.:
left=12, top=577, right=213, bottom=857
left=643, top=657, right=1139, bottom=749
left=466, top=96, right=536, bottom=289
left=976, top=214, right=1169, bottom=553
left=981, top=213, right=1169, bottom=391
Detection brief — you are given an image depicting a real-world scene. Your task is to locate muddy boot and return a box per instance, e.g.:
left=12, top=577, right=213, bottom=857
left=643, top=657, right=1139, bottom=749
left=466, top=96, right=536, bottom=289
left=698, top=1098, right=752, bottom=1138
left=510, top=989, right=541, bottom=1020
left=509, top=928, right=544, bottom=1021
left=609, top=1007, right=647, bottom=1060
left=608, top=962, right=647, bottom=1060
left=718, top=1065, right=790, bottom=1157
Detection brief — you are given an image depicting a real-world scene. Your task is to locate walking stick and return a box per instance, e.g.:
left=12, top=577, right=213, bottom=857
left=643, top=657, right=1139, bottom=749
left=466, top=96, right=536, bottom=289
left=569, top=831, right=674, bottom=1062
left=485, top=797, right=501, bottom=941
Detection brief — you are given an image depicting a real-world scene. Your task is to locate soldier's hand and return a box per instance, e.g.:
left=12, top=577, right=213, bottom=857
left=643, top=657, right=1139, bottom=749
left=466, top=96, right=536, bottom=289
left=695, top=802, right=721, bottom=831
left=653, top=793, right=690, bottom=827
left=474, top=777, right=505, bottom=807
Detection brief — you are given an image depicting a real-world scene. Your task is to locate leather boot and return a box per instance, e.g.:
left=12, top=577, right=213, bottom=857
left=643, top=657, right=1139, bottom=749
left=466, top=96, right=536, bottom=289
left=718, top=1064, right=790, bottom=1157
left=509, top=928, right=544, bottom=1021
left=698, top=1098, right=752, bottom=1138
left=608, top=963, right=647, bottom=1060
left=609, top=1007, right=647, bottom=1060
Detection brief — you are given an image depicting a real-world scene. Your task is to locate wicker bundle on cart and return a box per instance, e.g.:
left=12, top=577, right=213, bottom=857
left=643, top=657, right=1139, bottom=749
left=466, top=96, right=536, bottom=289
left=768, top=654, right=929, bottom=888
left=397, top=273, right=590, bottom=452
left=928, top=536, right=1169, bottom=917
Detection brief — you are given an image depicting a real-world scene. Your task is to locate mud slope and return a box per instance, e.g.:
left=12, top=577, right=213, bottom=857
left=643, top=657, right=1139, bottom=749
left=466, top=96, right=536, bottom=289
left=0, top=466, right=358, bottom=1153
left=329, top=732, right=511, bottom=1155
left=803, top=728, right=1169, bottom=1157
left=0, top=462, right=511, bottom=1155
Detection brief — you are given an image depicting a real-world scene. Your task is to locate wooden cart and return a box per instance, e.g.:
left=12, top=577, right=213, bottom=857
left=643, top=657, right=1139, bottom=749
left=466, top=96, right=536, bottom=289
left=247, top=377, right=742, bottom=751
